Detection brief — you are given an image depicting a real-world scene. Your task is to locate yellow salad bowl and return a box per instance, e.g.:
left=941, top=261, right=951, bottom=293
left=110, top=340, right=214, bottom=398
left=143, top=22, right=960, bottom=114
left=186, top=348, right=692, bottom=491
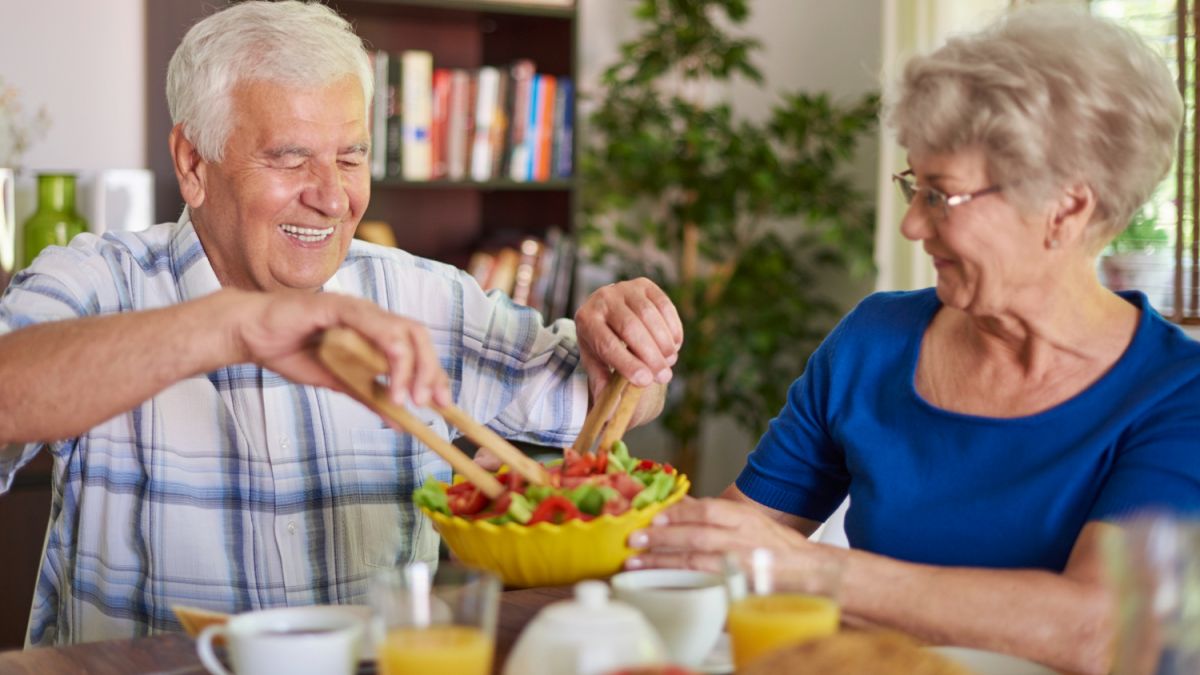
left=420, top=474, right=690, bottom=587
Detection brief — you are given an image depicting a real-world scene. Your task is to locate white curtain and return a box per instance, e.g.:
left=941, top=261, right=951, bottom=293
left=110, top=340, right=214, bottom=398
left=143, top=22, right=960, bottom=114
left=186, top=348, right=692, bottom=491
left=873, top=0, right=1011, bottom=292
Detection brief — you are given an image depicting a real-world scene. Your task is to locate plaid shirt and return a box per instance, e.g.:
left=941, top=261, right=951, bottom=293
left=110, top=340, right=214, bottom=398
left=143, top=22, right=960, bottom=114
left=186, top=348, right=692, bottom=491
left=0, top=211, right=586, bottom=646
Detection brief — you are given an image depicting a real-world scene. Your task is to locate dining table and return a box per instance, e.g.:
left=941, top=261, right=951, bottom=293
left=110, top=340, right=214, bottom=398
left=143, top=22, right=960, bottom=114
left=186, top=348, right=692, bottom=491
left=0, top=585, right=574, bottom=675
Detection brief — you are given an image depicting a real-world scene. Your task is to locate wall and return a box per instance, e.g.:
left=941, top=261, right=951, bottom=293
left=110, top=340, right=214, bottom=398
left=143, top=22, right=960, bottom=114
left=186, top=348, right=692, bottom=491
left=579, top=0, right=883, bottom=497
left=1, top=0, right=881, bottom=497
left=0, top=0, right=146, bottom=171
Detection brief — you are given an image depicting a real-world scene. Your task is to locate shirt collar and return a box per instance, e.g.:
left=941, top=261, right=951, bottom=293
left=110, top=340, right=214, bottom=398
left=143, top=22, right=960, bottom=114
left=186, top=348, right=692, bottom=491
left=170, top=207, right=222, bottom=303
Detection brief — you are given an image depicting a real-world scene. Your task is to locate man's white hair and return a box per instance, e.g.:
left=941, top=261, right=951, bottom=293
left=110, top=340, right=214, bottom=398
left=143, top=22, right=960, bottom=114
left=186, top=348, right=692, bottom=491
left=166, top=1, right=373, bottom=162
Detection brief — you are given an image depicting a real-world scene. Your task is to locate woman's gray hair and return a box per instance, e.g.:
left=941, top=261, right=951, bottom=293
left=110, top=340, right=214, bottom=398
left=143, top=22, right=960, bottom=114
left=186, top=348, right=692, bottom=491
left=166, top=1, right=373, bottom=162
left=887, top=6, right=1182, bottom=243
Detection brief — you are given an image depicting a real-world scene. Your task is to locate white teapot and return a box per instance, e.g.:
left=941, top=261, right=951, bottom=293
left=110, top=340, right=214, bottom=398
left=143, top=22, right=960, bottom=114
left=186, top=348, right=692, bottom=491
left=504, top=580, right=668, bottom=675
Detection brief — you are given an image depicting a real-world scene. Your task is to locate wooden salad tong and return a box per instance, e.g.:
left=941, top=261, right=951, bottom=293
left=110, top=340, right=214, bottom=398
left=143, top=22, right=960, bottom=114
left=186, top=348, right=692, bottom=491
left=317, top=328, right=549, bottom=499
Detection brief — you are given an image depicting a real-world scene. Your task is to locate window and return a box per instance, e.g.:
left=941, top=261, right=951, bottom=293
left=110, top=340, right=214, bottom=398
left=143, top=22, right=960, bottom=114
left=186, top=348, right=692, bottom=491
left=1091, top=0, right=1199, bottom=323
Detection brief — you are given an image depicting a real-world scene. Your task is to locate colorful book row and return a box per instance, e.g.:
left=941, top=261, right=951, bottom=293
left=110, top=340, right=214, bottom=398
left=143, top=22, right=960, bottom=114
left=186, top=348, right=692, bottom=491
left=370, top=50, right=574, bottom=184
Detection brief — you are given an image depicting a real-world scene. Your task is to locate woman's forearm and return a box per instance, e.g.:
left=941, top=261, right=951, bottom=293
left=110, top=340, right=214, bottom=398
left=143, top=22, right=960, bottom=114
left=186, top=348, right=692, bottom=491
left=837, top=546, right=1112, bottom=674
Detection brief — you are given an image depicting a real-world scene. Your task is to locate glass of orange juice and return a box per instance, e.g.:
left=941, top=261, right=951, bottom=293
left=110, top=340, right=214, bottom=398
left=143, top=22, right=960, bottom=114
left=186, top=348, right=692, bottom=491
left=725, top=548, right=843, bottom=670
left=369, top=561, right=500, bottom=675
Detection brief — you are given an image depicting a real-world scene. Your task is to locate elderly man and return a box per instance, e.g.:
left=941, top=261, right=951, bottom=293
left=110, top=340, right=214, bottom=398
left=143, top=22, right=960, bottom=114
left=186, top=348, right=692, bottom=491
left=0, top=1, right=680, bottom=646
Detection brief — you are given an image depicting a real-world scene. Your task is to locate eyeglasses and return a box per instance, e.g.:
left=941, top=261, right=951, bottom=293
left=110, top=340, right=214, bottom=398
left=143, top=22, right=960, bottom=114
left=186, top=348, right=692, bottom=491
left=892, top=169, right=1002, bottom=219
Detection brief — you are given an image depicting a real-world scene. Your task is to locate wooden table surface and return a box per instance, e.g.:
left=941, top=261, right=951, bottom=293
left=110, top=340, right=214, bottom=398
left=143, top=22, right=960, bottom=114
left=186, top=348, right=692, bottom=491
left=0, top=585, right=573, bottom=675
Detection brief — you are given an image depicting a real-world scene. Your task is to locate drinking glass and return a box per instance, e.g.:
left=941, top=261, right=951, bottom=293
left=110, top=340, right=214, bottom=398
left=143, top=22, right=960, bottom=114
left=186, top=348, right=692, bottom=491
left=369, top=561, right=500, bottom=675
left=1106, top=514, right=1200, bottom=675
left=725, top=548, right=843, bottom=670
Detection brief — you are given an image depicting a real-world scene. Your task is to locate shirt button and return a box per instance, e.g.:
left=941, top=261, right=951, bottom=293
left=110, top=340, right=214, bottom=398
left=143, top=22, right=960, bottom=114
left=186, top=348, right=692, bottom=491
left=280, top=437, right=290, bottom=449
left=287, top=521, right=297, bottom=535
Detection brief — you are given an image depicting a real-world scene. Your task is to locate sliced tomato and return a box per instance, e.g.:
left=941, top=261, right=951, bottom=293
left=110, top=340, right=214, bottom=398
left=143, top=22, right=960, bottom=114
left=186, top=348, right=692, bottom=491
left=446, top=482, right=488, bottom=516
left=635, top=459, right=657, bottom=472
left=527, top=495, right=581, bottom=525
left=611, top=472, right=645, bottom=501
left=498, top=470, right=526, bottom=495
left=563, top=450, right=595, bottom=477
left=662, top=463, right=676, bottom=475
left=593, top=450, right=608, bottom=473
left=601, top=492, right=631, bottom=516
left=472, top=492, right=512, bottom=520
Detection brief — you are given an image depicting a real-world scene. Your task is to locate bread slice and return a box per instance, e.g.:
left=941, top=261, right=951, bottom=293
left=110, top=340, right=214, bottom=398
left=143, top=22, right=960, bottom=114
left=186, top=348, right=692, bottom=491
left=740, top=631, right=974, bottom=675
left=172, top=605, right=231, bottom=638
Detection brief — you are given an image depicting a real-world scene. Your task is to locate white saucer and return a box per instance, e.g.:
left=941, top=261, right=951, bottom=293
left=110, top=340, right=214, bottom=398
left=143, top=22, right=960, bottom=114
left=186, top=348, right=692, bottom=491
left=928, top=646, right=1057, bottom=674
left=694, top=632, right=733, bottom=674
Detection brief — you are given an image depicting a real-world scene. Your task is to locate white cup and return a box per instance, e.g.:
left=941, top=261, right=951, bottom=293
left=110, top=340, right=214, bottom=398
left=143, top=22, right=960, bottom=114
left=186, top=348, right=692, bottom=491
left=196, top=606, right=364, bottom=675
left=610, top=569, right=728, bottom=667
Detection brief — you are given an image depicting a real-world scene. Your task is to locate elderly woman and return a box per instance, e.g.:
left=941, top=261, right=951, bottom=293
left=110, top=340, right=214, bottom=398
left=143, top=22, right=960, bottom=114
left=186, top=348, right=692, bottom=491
left=628, top=7, right=1200, bottom=674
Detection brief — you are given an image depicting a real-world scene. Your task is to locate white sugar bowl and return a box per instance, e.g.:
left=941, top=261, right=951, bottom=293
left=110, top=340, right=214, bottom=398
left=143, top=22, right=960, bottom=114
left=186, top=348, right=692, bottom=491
left=504, top=581, right=668, bottom=675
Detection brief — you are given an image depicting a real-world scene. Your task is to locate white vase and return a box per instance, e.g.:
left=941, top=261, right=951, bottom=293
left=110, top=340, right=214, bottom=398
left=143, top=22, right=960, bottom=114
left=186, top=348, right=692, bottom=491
left=0, top=167, right=13, bottom=282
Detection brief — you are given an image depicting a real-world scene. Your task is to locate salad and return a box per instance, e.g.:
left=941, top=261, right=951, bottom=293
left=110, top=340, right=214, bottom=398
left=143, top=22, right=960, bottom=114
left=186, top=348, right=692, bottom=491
left=413, top=440, right=678, bottom=526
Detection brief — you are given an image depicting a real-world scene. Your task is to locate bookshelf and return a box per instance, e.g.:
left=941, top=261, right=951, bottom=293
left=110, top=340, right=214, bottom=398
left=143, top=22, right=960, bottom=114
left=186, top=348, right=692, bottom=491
left=145, top=0, right=579, bottom=296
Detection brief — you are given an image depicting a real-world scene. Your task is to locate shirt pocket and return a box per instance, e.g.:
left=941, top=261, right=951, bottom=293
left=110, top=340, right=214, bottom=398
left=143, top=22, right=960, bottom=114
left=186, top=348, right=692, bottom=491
left=339, top=425, right=447, bottom=570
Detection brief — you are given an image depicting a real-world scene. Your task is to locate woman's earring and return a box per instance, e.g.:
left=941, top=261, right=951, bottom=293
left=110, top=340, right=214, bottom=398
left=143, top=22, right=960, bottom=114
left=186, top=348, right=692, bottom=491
left=1048, top=239, right=1060, bottom=249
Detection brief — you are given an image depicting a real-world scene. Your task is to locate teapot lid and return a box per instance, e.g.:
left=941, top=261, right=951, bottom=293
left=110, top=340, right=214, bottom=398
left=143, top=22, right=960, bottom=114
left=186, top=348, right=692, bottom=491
left=539, top=581, right=650, bottom=633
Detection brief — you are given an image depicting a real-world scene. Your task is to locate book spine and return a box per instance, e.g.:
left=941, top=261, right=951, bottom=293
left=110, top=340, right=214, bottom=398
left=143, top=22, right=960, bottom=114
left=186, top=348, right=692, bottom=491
left=430, top=68, right=453, bottom=180
left=507, top=60, right=536, bottom=181
left=547, top=234, right=575, bottom=318
left=400, top=50, right=433, bottom=181
left=511, top=236, right=543, bottom=306
left=385, top=54, right=403, bottom=178
left=523, top=75, right=542, bottom=182
left=447, top=69, right=470, bottom=181
left=529, top=226, right=562, bottom=313
left=462, top=72, right=478, bottom=181
left=470, top=66, right=501, bottom=182
left=370, top=51, right=390, bottom=180
left=553, top=77, right=573, bottom=178
left=535, top=75, right=557, bottom=182
left=489, top=70, right=511, bottom=180
left=488, top=247, right=521, bottom=296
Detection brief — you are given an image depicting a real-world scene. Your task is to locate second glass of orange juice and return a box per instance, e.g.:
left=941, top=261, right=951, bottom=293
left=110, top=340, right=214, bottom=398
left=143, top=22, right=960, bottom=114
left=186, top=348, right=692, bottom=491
left=369, top=561, right=500, bottom=675
left=726, top=548, right=843, bottom=670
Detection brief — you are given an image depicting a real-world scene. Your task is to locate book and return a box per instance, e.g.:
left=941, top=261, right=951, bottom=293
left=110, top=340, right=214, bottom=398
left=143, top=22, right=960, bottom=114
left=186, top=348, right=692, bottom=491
left=385, top=54, right=403, bottom=178
left=552, top=77, right=574, bottom=178
left=489, top=69, right=511, bottom=180
left=400, top=50, right=433, bottom=181
left=529, top=226, right=562, bottom=313
left=511, top=236, right=543, bottom=306
left=547, top=234, right=576, bottom=319
left=446, top=69, right=471, bottom=181
left=370, top=51, right=390, bottom=179
left=506, top=60, right=537, bottom=182
left=462, top=72, right=478, bottom=182
left=486, top=247, right=521, bottom=295
left=430, top=68, right=453, bottom=180
left=521, top=74, right=543, bottom=182
left=466, top=250, right=496, bottom=288
left=534, top=74, right=557, bottom=181
left=470, top=66, right=501, bottom=182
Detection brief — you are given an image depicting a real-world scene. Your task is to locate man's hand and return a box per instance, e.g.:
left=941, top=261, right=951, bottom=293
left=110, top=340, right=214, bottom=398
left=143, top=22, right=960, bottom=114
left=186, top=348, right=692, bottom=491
left=574, top=277, right=683, bottom=395
left=232, top=289, right=451, bottom=407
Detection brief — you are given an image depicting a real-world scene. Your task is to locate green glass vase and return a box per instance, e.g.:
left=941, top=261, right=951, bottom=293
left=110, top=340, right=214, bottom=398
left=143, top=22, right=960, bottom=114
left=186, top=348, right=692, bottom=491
left=22, top=173, right=88, bottom=267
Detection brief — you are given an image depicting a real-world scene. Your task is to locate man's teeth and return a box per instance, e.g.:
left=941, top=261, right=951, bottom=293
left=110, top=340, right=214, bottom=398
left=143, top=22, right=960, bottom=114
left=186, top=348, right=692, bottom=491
left=280, top=224, right=335, bottom=242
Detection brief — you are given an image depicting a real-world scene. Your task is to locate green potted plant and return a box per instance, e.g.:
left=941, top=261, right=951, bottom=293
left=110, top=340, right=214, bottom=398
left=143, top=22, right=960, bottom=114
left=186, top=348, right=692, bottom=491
left=1101, top=203, right=1173, bottom=309
left=580, top=0, right=878, bottom=478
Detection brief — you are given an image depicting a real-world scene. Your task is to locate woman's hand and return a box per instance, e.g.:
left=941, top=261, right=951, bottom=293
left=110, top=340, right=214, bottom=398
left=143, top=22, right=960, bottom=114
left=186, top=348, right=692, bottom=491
left=626, top=497, right=822, bottom=574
